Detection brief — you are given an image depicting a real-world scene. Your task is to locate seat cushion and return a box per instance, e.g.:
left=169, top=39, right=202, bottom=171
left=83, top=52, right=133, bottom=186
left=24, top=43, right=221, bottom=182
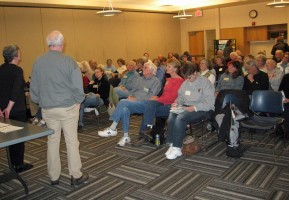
left=240, top=115, right=283, bottom=130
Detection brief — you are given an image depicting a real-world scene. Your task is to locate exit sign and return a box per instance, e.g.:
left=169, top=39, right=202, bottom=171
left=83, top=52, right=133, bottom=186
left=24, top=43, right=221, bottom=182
left=195, top=10, right=203, bottom=17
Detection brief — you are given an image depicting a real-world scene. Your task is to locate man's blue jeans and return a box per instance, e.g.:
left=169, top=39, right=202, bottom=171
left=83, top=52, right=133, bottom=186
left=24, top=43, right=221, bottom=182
left=111, top=99, right=147, bottom=133
left=140, top=100, right=170, bottom=132
left=166, top=110, right=210, bottom=148
left=79, top=93, right=104, bottom=126
left=114, top=87, right=130, bottom=99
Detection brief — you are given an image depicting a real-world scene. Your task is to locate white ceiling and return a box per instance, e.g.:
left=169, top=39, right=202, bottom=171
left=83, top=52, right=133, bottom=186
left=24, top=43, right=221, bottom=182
left=0, top=0, right=270, bottom=12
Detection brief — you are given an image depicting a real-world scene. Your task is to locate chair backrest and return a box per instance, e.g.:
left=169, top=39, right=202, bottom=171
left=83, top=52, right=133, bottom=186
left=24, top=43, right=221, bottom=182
left=109, top=84, right=119, bottom=106
left=250, top=90, right=284, bottom=114
left=215, top=89, right=250, bottom=114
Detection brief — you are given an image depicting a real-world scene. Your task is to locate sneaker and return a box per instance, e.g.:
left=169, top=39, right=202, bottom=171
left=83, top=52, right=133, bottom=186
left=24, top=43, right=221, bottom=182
left=84, top=108, right=95, bottom=113
left=71, top=172, right=89, bottom=187
left=165, top=146, right=173, bottom=156
left=166, top=147, right=182, bottom=160
left=37, top=120, right=47, bottom=127
left=94, top=108, right=99, bottom=116
left=117, top=136, right=131, bottom=146
left=206, top=123, right=212, bottom=131
left=132, top=136, right=150, bottom=147
left=98, top=128, right=117, bottom=137
left=32, top=117, right=39, bottom=125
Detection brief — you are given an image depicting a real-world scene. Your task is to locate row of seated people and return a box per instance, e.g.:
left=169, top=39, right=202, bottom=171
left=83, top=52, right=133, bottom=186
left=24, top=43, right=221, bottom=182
left=87, top=56, right=288, bottom=160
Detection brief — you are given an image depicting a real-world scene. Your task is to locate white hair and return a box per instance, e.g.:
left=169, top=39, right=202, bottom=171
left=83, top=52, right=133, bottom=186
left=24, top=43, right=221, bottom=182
left=144, top=61, right=157, bottom=75
left=46, top=30, right=64, bottom=46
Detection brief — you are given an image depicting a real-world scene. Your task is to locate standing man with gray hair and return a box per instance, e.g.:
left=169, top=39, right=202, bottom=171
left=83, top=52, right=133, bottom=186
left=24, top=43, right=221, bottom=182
left=0, top=45, right=33, bottom=173
left=30, top=30, right=88, bottom=186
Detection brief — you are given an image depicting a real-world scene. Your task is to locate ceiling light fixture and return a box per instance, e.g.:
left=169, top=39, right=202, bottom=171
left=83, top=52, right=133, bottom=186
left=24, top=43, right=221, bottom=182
left=173, top=8, right=192, bottom=19
left=96, top=0, right=122, bottom=16
left=267, top=0, right=289, bottom=8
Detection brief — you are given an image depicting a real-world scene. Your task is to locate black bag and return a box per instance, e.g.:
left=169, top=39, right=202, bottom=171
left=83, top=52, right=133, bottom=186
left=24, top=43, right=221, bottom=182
left=149, top=117, right=167, bottom=144
left=226, top=145, right=242, bottom=158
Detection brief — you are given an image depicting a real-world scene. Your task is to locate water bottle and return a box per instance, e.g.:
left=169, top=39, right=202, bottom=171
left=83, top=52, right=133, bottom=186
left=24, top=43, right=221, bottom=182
left=155, top=134, right=160, bottom=147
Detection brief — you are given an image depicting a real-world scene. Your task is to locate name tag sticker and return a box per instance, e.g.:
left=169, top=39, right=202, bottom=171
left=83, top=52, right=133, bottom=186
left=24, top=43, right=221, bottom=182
left=124, top=76, right=127, bottom=78
left=185, top=91, right=191, bottom=95
left=219, top=68, right=223, bottom=71
left=223, top=77, right=229, bottom=81
left=144, top=87, right=149, bottom=93
left=93, top=85, right=98, bottom=88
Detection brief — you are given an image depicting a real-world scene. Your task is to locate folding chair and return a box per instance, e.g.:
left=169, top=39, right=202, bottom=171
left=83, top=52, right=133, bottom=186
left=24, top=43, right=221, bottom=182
left=239, top=90, right=284, bottom=154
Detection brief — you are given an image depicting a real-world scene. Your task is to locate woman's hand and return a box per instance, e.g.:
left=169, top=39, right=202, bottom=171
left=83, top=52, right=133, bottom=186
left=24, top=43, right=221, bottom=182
left=127, top=96, right=137, bottom=101
left=184, top=106, right=195, bottom=112
left=149, top=96, right=158, bottom=101
left=0, top=109, right=4, bottom=118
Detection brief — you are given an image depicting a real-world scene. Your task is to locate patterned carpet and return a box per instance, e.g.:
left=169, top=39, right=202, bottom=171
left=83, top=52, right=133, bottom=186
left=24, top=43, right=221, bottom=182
left=1, top=112, right=289, bottom=200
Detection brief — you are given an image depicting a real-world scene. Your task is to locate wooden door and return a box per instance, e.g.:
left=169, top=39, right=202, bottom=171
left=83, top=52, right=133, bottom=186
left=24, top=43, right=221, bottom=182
left=189, top=31, right=204, bottom=58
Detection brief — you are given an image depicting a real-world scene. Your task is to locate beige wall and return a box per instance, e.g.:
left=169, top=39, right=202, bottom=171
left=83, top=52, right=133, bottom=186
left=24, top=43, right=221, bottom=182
left=0, top=7, right=181, bottom=81
left=180, top=2, right=289, bottom=57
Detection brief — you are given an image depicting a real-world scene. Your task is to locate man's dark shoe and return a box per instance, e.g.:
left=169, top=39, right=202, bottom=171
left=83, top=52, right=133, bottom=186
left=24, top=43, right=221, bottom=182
left=132, top=135, right=151, bottom=147
left=51, top=178, right=60, bottom=186
left=78, top=125, right=84, bottom=133
left=71, top=172, right=89, bottom=186
left=14, top=163, right=33, bottom=173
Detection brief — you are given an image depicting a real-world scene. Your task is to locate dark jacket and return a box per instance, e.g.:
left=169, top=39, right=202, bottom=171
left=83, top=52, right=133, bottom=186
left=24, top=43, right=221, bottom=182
left=243, top=70, right=269, bottom=95
left=0, top=63, right=26, bottom=113
left=86, top=76, right=110, bottom=105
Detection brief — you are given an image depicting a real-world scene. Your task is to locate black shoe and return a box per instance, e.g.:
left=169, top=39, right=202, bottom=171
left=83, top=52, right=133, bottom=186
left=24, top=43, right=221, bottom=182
left=132, top=136, right=150, bottom=147
left=78, top=125, right=84, bottom=133
left=14, top=163, right=33, bottom=173
left=51, top=178, right=60, bottom=186
left=71, top=172, right=89, bottom=186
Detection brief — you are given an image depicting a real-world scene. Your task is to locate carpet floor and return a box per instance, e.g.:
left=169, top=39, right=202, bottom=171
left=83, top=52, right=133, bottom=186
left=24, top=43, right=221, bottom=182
left=1, top=112, right=289, bottom=200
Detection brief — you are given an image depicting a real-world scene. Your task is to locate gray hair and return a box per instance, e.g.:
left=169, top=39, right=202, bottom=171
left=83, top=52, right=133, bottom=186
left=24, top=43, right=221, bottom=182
left=144, top=61, right=157, bottom=75
left=245, top=59, right=257, bottom=68
left=2, top=45, right=19, bottom=63
left=255, top=54, right=267, bottom=65
left=46, top=30, right=64, bottom=46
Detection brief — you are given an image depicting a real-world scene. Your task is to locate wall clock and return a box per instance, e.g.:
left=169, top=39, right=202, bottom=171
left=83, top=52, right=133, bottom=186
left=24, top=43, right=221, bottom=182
left=249, top=10, right=258, bottom=19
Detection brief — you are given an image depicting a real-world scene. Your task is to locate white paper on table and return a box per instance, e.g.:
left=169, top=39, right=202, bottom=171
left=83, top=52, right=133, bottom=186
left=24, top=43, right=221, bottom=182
left=0, top=123, right=23, bottom=133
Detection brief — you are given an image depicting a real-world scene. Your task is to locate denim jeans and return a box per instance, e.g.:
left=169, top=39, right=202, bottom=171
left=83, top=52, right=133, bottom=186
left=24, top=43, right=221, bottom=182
left=111, top=99, right=147, bottom=133
left=78, top=93, right=104, bottom=126
left=140, top=100, right=170, bottom=132
left=114, top=87, right=130, bottom=99
left=166, top=110, right=210, bottom=148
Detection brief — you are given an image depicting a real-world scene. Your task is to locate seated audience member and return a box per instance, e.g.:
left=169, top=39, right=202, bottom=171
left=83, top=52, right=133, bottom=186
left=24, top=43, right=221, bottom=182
left=229, top=52, right=238, bottom=61
left=243, top=59, right=269, bottom=96
left=278, top=73, right=289, bottom=139
left=104, top=58, right=116, bottom=79
left=114, top=60, right=140, bottom=99
left=277, top=52, right=289, bottom=74
left=242, top=54, right=255, bottom=76
left=89, top=59, right=97, bottom=71
left=82, top=61, right=94, bottom=81
left=115, top=58, right=127, bottom=78
left=266, top=59, right=283, bottom=91
left=180, top=54, right=192, bottom=67
left=215, top=60, right=244, bottom=95
left=255, top=54, right=267, bottom=73
left=98, top=62, right=161, bottom=146
left=136, top=58, right=144, bottom=76
left=78, top=67, right=110, bottom=131
left=213, top=56, right=226, bottom=81
left=165, top=66, right=215, bottom=159
left=274, top=50, right=283, bottom=64
left=167, top=52, right=174, bottom=59
left=134, top=59, right=184, bottom=146
left=199, top=58, right=216, bottom=85
left=153, top=58, right=165, bottom=82
left=143, top=52, right=152, bottom=63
